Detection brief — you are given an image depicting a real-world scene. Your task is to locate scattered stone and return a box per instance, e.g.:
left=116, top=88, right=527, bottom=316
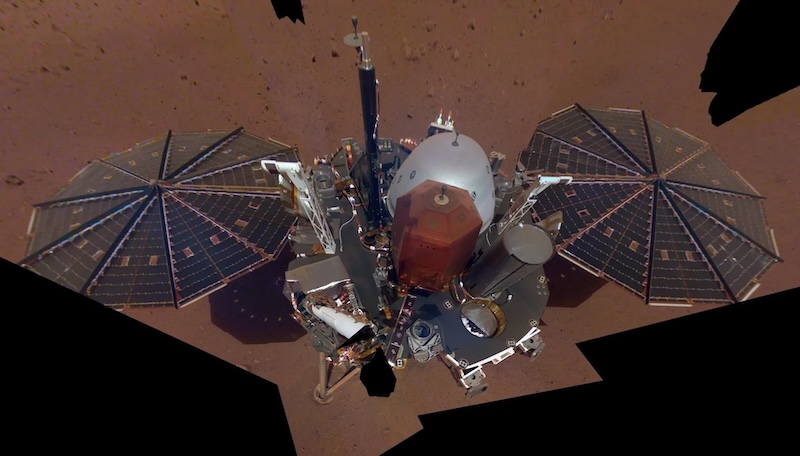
left=514, top=78, right=525, bottom=86
left=603, top=9, right=614, bottom=20
left=403, top=38, right=413, bottom=60
left=452, top=48, right=460, bottom=61
left=180, top=74, right=188, bottom=80
left=424, top=21, right=436, bottom=32
left=4, top=175, right=24, bottom=185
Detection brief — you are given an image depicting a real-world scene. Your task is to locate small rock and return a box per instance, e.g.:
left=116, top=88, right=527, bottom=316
left=330, top=42, right=339, bottom=57
left=311, top=54, right=316, bottom=62
left=4, top=175, right=24, bottom=185
left=514, top=78, right=524, bottom=86
left=403, top=40, right=413, bottom=60
left=407, top=113, right=413, bottom=119
left=180, top=74, right=188, bottom=80
left=424, top=21, right=436, bottom=32
left=520, top=29, right=525, bottom=37
left=467, top=19, right=475, bottom=30
left=61, top=65, right=71, bottom=71
left=603, top=9, right=614, bottom=20
left=452, top=48, right=460, bottom=61
left=427, top=85, right=434, bottom=98
left=40, top=66, right=49, bottom=72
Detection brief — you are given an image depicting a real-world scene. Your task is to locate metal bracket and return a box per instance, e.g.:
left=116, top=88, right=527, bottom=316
left=314, top=352, right=362, bottom=404
left=496, top=174, right=573, bottom=236
left=262, top=159, right=337, bottom=254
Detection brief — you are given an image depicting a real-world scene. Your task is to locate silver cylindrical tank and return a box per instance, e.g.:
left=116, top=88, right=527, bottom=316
left=462, top=222, right=555, bottom=297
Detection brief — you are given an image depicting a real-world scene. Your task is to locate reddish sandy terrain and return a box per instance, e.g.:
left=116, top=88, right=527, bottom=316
left=1, top=1, right=798, bottom=454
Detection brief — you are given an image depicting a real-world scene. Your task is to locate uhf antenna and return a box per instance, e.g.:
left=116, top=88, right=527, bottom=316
left=343, top=16, right=363, bottom=48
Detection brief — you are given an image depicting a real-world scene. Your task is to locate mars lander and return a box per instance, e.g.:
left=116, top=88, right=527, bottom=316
left=18, top=17, right=781, bottom=402
left=267, top=18, right=573, bottom=401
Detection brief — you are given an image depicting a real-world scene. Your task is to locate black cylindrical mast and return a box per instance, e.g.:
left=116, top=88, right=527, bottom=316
left=357, top=29, right=384, bottom=229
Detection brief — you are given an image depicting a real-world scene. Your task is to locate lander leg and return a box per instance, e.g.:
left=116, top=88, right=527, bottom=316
left=314, top=352, right=363, bottom=404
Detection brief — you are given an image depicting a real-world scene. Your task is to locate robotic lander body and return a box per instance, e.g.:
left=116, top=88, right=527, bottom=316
left=266, top=19, right=572, bottom=401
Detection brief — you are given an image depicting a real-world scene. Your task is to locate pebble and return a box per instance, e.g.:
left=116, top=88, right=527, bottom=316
left=4, top=175, right=24, bottom=185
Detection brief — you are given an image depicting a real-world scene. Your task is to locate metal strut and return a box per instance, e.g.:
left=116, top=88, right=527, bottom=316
left=314, top=352, right=362, bottom=404
left=261, top=160, right=337, bottom=254
left=496, top=174, right=573, bottom=236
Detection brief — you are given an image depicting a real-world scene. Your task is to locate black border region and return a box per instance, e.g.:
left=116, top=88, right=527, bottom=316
left=700, top=0, right=800, bottom=126
left=386, top=287, right=798, bottom=453
left=3, top=257, right=296, bottom=454
left=271, top=0, right=305, bottom=24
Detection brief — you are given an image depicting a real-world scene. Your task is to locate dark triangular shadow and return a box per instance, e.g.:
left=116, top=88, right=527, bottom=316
left=209, top=245, right=306, bottom=344
left=542, top=254, right=608, bottom=308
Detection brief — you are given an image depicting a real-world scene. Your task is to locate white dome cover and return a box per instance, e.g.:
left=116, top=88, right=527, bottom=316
left=387, top=132, right=495, bottom=233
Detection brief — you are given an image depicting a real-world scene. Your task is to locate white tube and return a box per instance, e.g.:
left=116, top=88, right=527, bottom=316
left=311, top=305, right=368, bottom=339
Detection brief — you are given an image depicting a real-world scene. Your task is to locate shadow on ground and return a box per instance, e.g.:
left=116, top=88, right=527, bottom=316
left=209, top=246, right=306, bottom=344
left=543, top=255, right=608, bottom=308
